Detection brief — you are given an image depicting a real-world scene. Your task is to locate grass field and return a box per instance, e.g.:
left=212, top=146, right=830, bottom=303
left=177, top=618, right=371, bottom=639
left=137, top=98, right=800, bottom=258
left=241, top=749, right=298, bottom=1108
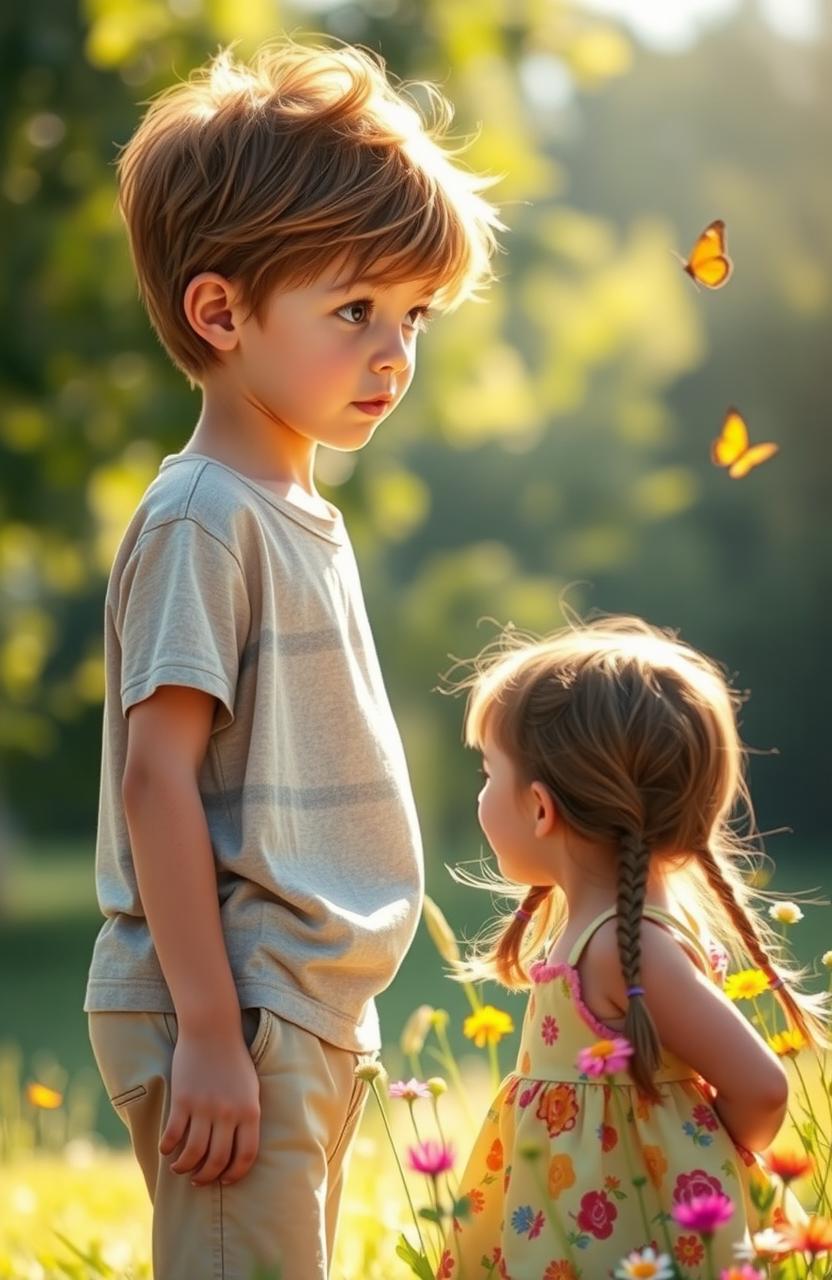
left=1, top=836, right=830, bottom=1277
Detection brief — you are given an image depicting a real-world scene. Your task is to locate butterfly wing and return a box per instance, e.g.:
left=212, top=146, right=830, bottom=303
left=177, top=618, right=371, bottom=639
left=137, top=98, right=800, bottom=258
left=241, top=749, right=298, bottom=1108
left=711, top=408, right=749, bottom=467
left=728, top=442, right=779, bottom=479
left=685, top=219, right=733, bottom=288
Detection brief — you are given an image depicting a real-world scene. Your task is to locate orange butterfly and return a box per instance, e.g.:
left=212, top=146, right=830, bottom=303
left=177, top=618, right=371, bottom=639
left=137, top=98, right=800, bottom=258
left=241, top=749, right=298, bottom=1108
left=679, top=219, right=733, bottom=289
left=711, top=408, right=779, bottom=479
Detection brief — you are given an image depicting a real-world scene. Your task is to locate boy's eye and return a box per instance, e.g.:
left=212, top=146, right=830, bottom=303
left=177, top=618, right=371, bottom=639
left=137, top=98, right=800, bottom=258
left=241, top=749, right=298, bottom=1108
left=409, top=305, right=436, bottom=333
left=335, top=299, right=435, bottom=333
left=337, top=300, right=372, bottom=325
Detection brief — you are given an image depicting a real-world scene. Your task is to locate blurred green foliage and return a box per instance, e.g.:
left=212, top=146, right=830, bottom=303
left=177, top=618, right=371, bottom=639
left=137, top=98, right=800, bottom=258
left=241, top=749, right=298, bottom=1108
left=1, top=0, right=830, bottom=895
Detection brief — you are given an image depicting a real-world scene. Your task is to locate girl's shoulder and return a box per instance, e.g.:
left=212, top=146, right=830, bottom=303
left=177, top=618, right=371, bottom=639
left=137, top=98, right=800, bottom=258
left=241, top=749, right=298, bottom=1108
left=574, top=906, right=719, bottom=1028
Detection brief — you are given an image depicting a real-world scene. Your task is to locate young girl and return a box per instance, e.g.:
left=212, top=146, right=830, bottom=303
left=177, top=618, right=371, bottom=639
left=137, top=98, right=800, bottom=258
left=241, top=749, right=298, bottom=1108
left=438, top=615, right=828, bottom=1280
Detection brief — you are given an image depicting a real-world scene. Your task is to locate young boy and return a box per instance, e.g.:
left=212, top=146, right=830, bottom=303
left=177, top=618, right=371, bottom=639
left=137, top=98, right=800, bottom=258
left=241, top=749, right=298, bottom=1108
left=83, top=35, right=503, bottom=1280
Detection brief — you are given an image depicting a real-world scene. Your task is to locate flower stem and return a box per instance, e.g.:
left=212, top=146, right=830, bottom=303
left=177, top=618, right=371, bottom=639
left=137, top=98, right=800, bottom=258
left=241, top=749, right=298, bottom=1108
left=609, top=1083, right=654, bottom=1251
left=433, top=1021, right=478, bottom=1130
left=703, top=1234, right=716, bottom=1280
left=526, top=1154, right=581, bottom=1276
left=368, top=1079, right=430, bottom=1263
left=487, top=1039, right=500, bottom=1095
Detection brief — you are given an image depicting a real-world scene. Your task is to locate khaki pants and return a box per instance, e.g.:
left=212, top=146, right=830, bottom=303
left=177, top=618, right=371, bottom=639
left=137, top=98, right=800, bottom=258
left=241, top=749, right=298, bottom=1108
left=88, top=1007, right=372, bottom=1280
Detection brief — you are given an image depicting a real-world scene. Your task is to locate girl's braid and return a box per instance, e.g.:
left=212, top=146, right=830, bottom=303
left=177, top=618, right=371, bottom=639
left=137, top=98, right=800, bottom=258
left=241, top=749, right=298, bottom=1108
left=617, top=829, right=663, bottom=1099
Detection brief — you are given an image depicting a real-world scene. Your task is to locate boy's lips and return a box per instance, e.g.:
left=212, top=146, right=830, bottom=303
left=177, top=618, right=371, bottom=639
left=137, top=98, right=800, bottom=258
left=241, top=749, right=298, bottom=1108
left=352, top=396, right=392, bottom=416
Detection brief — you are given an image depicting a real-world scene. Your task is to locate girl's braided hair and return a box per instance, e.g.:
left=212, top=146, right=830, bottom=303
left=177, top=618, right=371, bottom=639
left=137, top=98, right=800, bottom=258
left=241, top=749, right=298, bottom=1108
left=444, top=613, right=831, bottom=1102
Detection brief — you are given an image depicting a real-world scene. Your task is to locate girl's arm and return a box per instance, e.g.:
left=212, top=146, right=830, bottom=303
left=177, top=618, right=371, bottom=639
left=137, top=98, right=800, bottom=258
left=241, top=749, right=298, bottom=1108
left=593, top=919, right=789, bottom=1151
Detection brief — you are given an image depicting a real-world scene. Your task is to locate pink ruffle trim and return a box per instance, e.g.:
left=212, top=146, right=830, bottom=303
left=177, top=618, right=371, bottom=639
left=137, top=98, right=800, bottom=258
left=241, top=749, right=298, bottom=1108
left=529, top=958, right=625, bottom=1039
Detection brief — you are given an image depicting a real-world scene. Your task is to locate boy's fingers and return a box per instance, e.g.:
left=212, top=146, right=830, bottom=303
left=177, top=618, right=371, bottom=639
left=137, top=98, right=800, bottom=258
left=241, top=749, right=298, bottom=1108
left=169, top=1115, right=211, bottom=1174
left=190, top=1122, right=235, bottom=1185
left=159, top=1111, right=188, bottom=1155
left=219, top=1119, right=260, bottom=1185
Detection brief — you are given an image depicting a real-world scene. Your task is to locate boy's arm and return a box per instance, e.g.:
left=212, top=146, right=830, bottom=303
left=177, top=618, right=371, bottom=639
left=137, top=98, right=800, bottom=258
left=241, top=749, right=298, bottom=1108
left=122, top=683, right=240, bottom=1031
left=122, top=683, right=261, bottom=1186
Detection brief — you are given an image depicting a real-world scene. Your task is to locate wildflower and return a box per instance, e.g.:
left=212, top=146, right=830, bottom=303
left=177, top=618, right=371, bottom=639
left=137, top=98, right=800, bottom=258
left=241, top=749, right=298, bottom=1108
left=749, top=1227, right=791, bottom=1257
left=769, top=901, right=803, bottom=925
left=430, top=1008, right=450, bottom=1031
left=822, top=950, right=832, bottom=968
left=767, top=1028, right=808, bottom=1057
left=719, top=1267, right=764, bottom=1280
left=613, top=1245, right=675, bottom=1278
left=354, top=1059, right=384, bottom=1083
left=762, top=1148, right=814, bottom=1183
left=407, top=1139, right=455, bottom=1176
left=25, top=1082, right=63, bottom=1109
left=463, top=1005, right=514, bottom=1048
left=422, top=894, right=461, bottom=964
left=576, top=1037, right=634, bottom=1077
left=724, top=969, right=770, bottom=1001
left=388, top=1077, right=431, bottom=1101
left=671, top=1191, right=734, bottom=1236
left=399, top=1004, right=435, bottom=1056
left=780, top=1214, right=832, bottom=1256
left=427, top=1076, right=447, bottom=1097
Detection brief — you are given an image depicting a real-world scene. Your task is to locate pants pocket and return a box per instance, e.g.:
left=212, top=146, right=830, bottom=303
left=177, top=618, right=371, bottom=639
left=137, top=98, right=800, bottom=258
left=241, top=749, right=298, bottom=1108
left=162, top=1006, right=274, bottom=1066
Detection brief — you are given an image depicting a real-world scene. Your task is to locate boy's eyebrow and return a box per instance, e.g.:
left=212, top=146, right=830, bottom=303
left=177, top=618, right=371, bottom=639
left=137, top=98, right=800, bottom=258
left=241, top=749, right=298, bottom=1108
left=325, top=278, right=436, bottom=298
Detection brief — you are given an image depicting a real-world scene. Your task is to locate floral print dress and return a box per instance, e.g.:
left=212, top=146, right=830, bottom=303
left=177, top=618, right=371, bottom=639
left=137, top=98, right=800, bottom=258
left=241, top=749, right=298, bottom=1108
left=438, top=904, right=801, bottom=1280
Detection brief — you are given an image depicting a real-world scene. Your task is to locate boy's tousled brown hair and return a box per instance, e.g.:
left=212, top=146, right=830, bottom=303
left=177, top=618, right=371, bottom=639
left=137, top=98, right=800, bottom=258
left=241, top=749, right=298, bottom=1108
left=445, top=613, right=831, bottom=1102
left=115, top=35, right=506, bottom=384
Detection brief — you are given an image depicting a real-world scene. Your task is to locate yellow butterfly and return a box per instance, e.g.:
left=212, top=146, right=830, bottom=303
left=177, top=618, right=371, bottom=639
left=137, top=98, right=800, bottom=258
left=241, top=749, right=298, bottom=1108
left=711, top=408, right=779, bottom=479
left=680, top=219, right=733, bottom=289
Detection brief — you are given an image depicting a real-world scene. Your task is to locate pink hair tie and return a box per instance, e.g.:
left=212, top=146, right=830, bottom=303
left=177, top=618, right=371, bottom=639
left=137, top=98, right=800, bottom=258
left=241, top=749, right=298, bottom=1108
left=514, top=907, right=532, bottom=922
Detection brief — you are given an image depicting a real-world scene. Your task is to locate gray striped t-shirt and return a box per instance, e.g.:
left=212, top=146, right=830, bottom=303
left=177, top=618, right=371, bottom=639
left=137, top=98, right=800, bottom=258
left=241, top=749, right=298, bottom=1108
left=83, top=452, right=424, bottom=1052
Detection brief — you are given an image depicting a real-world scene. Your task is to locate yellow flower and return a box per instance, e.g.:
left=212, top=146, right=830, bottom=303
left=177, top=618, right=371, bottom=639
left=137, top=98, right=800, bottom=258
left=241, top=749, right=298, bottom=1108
left=769, top=901, right=804, bottom=925
left=768, top=1028, right=808, bottom=1057
left=463, top=1005, right=514, bottom=1047
left=724, top=968, right=770, bottom=1001
left=427, top=1076, right=447, bottom=1097
left=430, top=1008, right=450, bottom=1031
left=822, top=951, right=832, bottom=969
left=25, top=1082, right=63, bottom=1109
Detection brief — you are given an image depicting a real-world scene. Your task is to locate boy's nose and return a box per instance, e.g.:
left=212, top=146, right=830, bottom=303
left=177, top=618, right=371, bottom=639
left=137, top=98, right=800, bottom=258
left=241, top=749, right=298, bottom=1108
left=370, top=338, right=410, bottom=375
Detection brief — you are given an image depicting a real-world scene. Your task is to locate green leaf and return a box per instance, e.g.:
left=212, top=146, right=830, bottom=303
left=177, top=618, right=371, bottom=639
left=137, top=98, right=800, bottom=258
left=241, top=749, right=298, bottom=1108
left=395, top=1233, right=435, bottom=1280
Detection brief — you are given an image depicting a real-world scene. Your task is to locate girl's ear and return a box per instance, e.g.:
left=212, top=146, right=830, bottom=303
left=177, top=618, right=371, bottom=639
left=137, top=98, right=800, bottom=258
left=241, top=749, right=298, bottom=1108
left=529, top=781, right=558, bottom=838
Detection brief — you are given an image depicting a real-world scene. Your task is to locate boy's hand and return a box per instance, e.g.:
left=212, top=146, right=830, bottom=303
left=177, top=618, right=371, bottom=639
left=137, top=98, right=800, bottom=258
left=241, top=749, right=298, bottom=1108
left=159, top=1023, right=261, bottom=1186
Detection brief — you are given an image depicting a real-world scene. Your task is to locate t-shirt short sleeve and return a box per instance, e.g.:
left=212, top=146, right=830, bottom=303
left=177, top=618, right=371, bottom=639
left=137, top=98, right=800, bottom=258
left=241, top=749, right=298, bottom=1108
left=115, top=518, right=250, bottom=733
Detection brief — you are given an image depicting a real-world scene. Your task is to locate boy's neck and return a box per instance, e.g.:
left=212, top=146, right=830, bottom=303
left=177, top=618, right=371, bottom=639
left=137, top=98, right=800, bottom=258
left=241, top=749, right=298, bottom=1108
left=184, top=383, right=332, bottom=517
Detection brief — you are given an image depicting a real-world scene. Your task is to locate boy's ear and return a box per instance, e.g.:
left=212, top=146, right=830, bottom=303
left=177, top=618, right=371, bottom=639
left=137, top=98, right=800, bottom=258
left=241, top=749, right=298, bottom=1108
left=529, top=781, right=558, bottom=839
left=183, top=272, right=240, bottom=352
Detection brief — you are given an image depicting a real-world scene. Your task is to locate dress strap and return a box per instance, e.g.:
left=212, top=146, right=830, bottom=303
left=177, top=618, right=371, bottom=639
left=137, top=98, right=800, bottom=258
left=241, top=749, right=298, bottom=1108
left=566, top=903, right=712, bottom=974
left=567, top=907, right=618, bottom=967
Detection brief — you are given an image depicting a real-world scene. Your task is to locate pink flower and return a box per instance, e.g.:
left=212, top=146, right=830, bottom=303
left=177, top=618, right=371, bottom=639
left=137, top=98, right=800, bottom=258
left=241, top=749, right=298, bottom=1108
left=407, top=1139, right=455, bottom=1176
left=541, top=1014, right=560, bottom=1046
left=672, top=1192, right=734, bottom=1236
left=389, top=1077, right=431, bottom=1101
left=719, top=1268, right=764, bottom=1280
left=576, top=1037, right=634, bottom=1077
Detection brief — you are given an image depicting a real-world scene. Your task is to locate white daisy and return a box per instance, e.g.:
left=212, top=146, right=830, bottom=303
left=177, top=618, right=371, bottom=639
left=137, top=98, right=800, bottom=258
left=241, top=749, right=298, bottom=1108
left=769, top=901, right=804, bottom=924
left=614, top=1246, right=675, bottom=1279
